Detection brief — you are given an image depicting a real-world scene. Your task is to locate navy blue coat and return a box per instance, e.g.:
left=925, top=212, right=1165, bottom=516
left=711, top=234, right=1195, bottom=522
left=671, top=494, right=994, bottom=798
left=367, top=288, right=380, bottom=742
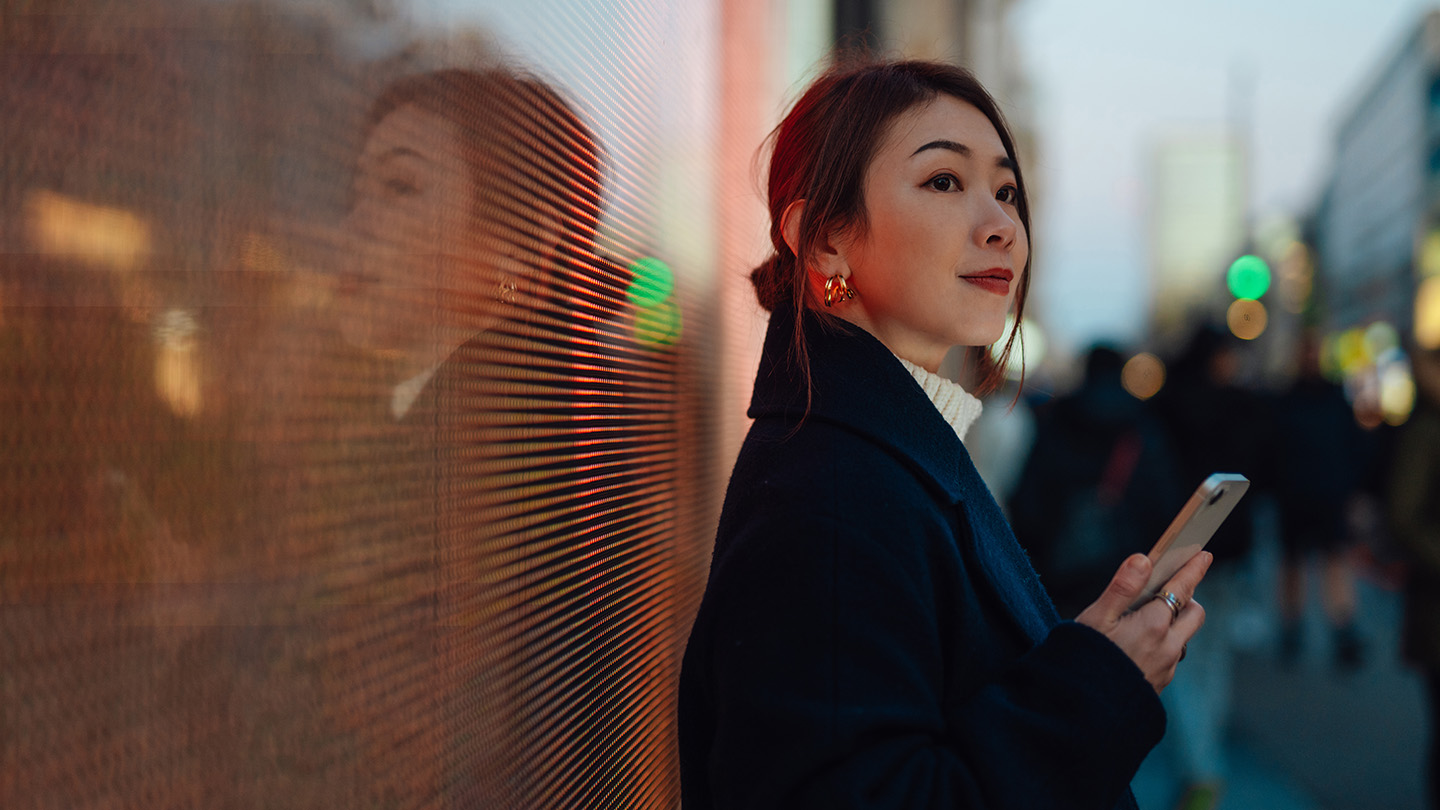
left=678, top=308, right=1165, bottom=809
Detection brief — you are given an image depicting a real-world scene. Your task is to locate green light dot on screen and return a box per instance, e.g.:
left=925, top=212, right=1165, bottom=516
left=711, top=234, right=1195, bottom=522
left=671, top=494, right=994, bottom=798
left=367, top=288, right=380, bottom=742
left=626, top=256, right=674, bottom=308
left=1227, top=254, right=1271, bottom=300
left=633, top=299, right=681, bottom=347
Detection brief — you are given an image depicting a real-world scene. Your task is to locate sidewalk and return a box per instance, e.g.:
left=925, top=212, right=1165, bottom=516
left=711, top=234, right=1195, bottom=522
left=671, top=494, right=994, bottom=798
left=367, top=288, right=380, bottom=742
left=1131, top=531, right=1427, bottom=810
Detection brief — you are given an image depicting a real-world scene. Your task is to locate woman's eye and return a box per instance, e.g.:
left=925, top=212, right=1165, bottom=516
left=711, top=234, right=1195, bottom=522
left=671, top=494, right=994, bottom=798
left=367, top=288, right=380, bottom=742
left=927, top=174, right=959, bottom=192
left=385, top=177, right=420, bottom=197
left=996, top=184, right=1019, bottom=205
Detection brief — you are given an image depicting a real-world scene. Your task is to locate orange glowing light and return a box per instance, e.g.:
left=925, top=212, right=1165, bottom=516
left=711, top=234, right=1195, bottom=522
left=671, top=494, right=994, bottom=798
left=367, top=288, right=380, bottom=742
left=1121, top=352, right=1166, bottom=400
left=153, top=309, right=202, bottom=418
left=25, top=189, right=152, bottom=270
left=1226, top=299, right=1267, bottom=340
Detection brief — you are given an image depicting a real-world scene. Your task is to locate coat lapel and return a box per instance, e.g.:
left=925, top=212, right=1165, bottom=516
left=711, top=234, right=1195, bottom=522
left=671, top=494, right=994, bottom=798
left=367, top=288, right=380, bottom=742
left=748, top=307, right=1057, bottom=645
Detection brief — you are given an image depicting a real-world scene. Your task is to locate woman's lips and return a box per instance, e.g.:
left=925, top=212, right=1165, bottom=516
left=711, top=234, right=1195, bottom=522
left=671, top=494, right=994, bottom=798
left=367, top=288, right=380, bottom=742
left=960, top=269, right=1012, bottom=295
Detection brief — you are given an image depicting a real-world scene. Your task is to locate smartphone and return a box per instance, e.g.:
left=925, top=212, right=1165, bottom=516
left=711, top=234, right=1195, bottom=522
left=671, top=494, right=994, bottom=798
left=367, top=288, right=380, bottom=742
left=1128, top=473, right=1250, bottom=611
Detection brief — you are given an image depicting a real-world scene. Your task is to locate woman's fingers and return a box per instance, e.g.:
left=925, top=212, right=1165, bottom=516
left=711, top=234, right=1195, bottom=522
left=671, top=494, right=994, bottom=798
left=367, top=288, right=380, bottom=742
left=1171, top=597, right=1206, bottom=644
left=1156, top=550, right=1214, bottom=607
left=1077, top=554, right=1152, bottom=629
left=1138, top=551, right=1211, bottom=629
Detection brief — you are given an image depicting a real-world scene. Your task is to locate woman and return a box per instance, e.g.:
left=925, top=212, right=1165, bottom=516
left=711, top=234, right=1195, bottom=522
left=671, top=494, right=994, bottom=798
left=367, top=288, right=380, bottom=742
left=319, top=67, right=647, bottom=807
left=678, top=59, right=1210, bottom=810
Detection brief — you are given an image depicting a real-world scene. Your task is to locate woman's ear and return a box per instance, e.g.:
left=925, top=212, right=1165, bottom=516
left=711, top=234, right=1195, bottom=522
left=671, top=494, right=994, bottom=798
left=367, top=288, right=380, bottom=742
left=779, top=199, right=806, bottom=259
left=781, top=199, right=850, bottom=281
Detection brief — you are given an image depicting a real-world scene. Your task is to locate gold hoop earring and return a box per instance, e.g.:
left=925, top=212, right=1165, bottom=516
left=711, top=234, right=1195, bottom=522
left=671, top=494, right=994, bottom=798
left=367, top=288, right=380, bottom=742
left=496, top=278, right=518, bottom=305
left=823, top=275, right=855, bottom=307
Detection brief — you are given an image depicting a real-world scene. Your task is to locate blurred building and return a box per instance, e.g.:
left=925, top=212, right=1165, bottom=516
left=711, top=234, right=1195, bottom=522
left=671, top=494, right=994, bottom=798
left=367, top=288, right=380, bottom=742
left=1314, top=9, right=1440, bottom=340
left=1307, top=9, right=1440, bottom=425
left=1147, top=134, right=1248, bottom=337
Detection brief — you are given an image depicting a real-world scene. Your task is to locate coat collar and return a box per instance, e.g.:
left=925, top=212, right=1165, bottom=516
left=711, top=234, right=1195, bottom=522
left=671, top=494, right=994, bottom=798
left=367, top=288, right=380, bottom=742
left=748, top=305, right=1059, bottom=643
left=747, top=305, right=967, bottom=503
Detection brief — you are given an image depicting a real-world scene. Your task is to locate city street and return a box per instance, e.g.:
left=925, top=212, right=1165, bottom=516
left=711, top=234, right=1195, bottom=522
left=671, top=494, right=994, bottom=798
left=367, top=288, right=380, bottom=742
left=1134, top=527, right=1429, bottom=810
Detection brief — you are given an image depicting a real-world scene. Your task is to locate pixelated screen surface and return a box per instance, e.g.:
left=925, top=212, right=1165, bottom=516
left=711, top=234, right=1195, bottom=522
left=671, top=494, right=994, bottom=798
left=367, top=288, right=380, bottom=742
left=0, top=1, right=726, bottom=806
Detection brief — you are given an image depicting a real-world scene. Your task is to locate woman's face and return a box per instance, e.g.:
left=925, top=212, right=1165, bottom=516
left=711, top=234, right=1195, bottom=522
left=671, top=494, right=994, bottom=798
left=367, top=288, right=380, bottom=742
left=340, top=102, right=561, bottom=356
left=834, top=95, right=1028, bottom=372
left=339, top=103, right=476, bottom=354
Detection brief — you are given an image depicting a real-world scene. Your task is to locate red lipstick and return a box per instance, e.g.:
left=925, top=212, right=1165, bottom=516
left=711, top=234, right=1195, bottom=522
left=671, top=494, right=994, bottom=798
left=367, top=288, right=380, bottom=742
left=960, top=268, right=1013, bottom=295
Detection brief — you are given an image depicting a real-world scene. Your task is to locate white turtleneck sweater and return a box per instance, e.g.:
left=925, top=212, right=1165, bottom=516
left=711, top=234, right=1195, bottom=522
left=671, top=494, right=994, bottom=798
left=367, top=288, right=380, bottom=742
left=894, top=355, right=984, bottom=444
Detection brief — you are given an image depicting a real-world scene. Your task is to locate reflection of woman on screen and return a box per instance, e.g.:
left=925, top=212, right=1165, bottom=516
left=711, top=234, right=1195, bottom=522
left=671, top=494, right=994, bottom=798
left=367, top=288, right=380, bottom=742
left=331, top=67, right=607, bottom=806
left=339, top=67, right=602, bottom=395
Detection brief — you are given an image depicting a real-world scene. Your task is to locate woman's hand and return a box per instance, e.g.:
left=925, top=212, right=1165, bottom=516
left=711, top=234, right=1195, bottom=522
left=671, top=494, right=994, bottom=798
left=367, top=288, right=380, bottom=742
left=1075, top=551, right=1212, bottom=693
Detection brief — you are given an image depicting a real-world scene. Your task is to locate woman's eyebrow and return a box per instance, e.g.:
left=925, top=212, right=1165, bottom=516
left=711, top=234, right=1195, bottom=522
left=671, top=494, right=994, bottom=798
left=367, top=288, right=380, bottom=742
left=910, top=139, right=1015, bottom=172
left=376, top=146, right=431, bottom=166
left=911, top=139, right=970, bottom=158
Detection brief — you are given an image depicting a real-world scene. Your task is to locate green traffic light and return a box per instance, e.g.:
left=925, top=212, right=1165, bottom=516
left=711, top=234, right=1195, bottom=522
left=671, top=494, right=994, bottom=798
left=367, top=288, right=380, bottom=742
left=626, top=256, right=674, bottom=308
left=1227, top=254, right=1271, bottom=300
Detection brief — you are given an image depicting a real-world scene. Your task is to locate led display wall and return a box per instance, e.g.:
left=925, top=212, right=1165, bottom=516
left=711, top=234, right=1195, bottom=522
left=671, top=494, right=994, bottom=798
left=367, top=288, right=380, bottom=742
left=0, top=0, right=773, bottom=805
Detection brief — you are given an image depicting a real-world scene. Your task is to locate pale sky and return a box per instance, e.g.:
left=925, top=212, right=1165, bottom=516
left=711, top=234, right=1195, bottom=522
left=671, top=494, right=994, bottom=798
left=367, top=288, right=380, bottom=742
left=1013, top=0, right=1436, bottom=356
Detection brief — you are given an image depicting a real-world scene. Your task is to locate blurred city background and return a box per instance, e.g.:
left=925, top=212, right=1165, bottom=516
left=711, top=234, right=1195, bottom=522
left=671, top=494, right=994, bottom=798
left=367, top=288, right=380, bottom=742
left=3, top=0, right=1440, bottom=808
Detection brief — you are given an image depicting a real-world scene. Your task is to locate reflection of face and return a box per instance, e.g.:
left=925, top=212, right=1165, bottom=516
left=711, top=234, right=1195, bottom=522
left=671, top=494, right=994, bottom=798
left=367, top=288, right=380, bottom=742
left=339, top=103, right=475, bottom=354
left=836, top=95, right=1028, bottom=372
left=339, top=102, right=562, bottom=357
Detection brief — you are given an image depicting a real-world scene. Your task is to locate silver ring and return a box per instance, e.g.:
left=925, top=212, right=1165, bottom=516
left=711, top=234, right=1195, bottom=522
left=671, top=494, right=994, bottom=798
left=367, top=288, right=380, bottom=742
left=1154, top=590, right=1184, bottom=621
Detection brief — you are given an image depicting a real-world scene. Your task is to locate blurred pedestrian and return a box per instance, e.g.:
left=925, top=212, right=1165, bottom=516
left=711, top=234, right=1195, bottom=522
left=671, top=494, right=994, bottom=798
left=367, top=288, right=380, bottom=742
left=1388, top=346, right=1440, bottom=810
left=679, top=58, right=1212, bottom=810
left=1010, top=344, right=1186, bottom=619
left=1148, top=325, right=1272, bottom=810
left=1274, top=330, right=1368, bottom=669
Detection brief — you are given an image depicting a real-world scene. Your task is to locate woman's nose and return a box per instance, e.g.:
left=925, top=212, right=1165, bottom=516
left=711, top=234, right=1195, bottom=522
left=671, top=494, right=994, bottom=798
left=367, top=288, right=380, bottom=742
left=975, top=199, right=1017, bottom=251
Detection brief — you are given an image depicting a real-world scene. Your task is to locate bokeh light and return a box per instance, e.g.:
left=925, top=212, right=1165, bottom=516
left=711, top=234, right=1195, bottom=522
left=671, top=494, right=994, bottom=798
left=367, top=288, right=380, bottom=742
left=1364, top=321, right=1400, bottom=360
left=991, top=316, right=1044, bottom=381
left=1380, top=362, right=1417, bottom=426
left=1226, top=298, right=1268, bottom=340
left=25, top=189, right=151, bottom=271
left=1227, top=254, right=1272, bottom=300
left=1421, top=229, right=1440, bottom=277
left=1320, top=333, right=1343, bottom=380
left=1336, top=327, right=1371, bottom=374
left=1277, top=242, right=1314, bottom=314
left=633, top=298, right=681, bottom=346
left=1416, top=276, right=1440, bottom=350
left=153, top=309, right=202, bottom=418
left=1121, top=352, right=1166, bottom=400
left=625, top=256, right=675, bottom=308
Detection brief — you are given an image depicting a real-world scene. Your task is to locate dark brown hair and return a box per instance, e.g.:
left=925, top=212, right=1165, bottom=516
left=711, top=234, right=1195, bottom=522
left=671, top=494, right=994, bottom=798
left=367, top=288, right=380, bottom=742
left=364, top=68, right=603, bottom=251
left=751, top=58, right=1032, bottom=396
